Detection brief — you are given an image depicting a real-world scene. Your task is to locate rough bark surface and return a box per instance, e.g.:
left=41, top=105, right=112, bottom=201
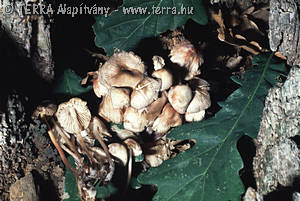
left=210, top=0, right=268, bottom=9
left=9, top=172, right=38, bottom=201
left=253, top=66, right=300, bottom=195
left=0, top=93, right=63, bottom=201
left=0, top=0, right=54, bottom=81
left=269, top=0, right=300, bottom=66
left=243, top=187, right=264, bottom=201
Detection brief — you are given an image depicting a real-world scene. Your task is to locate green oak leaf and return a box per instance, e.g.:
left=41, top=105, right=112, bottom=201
left=137, top=53, right=288, bottom=201
left=53, top=69, right=92, bottom=96
left=93, top=0, right=208, bottom=55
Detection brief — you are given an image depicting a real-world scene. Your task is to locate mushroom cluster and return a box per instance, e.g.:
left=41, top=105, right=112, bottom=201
left=33, top=34, right=210, bottom=201
left=93, top=49, right=210, bottom=136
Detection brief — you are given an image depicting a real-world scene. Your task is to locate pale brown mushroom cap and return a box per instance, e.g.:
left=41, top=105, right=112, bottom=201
left=144, top=92, right=168, bottom=126
left=32, top=103, right=57, bottom=119
left=152, top=68, right=173, bottom=91
left=152, top=55, right=165, bottom=70
left=123, top=107, right=148, bottom=133
left=88, top=116, right=112, bottom=138
left=124, top=138, right=143, bottom=157
left=169, top=40, right=203, bottom=80
left=144, top=139, right=171, bottom=167
left=130, top=77, right=161, bottom=110
left=152, top=103, right=182, bottom=134
left=110, top=87, right=130, bottom=109
left=111, top=125, right=138, bottom=140
left=56, top=98, right=91, bottom=134
left=98, top=95, right=123, bottom=124
left=167, top=84, right=192, bottom=114
left=108, top=143, right=128, bottom=166
left=97, top=51, right=145, bottom=89
left=93, top=77, right=110, bottom=98
left=185, top=110, right=206, bottom=122
left=186, top=89, right=211, bottom=113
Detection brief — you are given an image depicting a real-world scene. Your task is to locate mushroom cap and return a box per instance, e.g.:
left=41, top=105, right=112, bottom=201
left=167, top=84, right=192, bottom=114
left=88, top=116, right=112, bottom=138
left=144, top=92, right=168, bottom=126
left=186, top=89, right=211, bottom=113
left=93, top=78, right=110, bottom=98
left=169, top=40, right=203, bottom=80
left=98, top=51, right=145, bottom=89
left=32, top=103, right=57, bottom=119
left=152, top=55, right=165, bottom=70
left=110, top=87, right=130, bottom=109
left=144, top=139, right=170, bottom=167
left=124, top=138, right=143, bottom=157
left=152, top=103, right=182, bottom=134
left=189, top=77, right=210, bottom=91
left=130, top=77, right=161, bottom=110
left=185, top=110, right=206, bottom=122
left=111, top=125, right=138, bottom=140
left=98, top=95, right=123, bottom=124
left=123, top=107, right=148, bottom=132
left=56, top=98, right=91, bottom=134
left=152, top=68, right=173, bottom=91
left=108, top=143, right=128, bottom=166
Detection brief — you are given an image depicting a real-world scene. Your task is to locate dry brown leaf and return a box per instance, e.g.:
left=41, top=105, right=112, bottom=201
left=274, top=52, right=287, bottom=60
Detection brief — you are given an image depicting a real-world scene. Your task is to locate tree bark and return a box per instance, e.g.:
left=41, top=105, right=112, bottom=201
left=0, top=0, right=54, bottom=81
left=269, top=0, right=300, bottom=66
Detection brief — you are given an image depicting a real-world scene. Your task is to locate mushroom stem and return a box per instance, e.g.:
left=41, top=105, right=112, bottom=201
left=40, top=115, right=78, bottom=178
left=60, top=143, right=81, bottom=164
left=51, top=118, right=81, bottom=161
left=122, top=148, right=132, bottom=197
left=78, top=130, right=96, bottom=164
left=92, top=132, right=115, bottom=179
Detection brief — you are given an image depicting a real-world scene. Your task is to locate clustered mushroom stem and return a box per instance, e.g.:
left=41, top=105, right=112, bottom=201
left=92, top=132, right=115, bottom=176
left=40, top=114, right=78, bottom=177
left=60, top=143, right=81, bottom=164
left=77, top=131, right=96, bottom=164
left=120, top=148, right=133, bottom=197
left=43, top=120, right=78, bottom=178
left=51, top=118, right=81, bottom=160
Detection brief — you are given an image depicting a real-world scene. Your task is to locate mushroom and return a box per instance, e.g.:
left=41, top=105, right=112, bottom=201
left=124, top=138, right=143, bottom=157
left=97, top=51, right=145, bottom=89
left=56, top=98, right=91, bottom=134
left=108, top=143, right=128, bottom=166
left=152, top=68, right=173, bottom=91
left=55, top=98, right=95, bottom=163
left=152, top=55, right=165, bottom=70
left=144, top=91, right=168, bottom=126
left=88, top=116, right=115, bottom=176
left=189, top=77, right=210, bottom=91
left=185, top=110, right=206, bottom=122
left=88, top=116, right=111, bottom=139
left=152, top=103, right=182, bottom=134
left=111, top=125, right=138, bottom=140
left=186, top=89, right=211, bottom=113
left=93, top=75, right=110, bottom=98
left=32, top=103, right=78, bottom=177
left=110, top=87, right=130, bottom=109
left=169, top=40, right=203, bottom=80
left=130, top=77, right=161, bottom=110
left=98, top=95, right=123, bottom=124
left=32, top=103, right=57, bottom=119
left=167, top=85, right=192, bottom=114
left=123, top=107, right=148, bottom=132
left=144, top=139, right=171, bottom=167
